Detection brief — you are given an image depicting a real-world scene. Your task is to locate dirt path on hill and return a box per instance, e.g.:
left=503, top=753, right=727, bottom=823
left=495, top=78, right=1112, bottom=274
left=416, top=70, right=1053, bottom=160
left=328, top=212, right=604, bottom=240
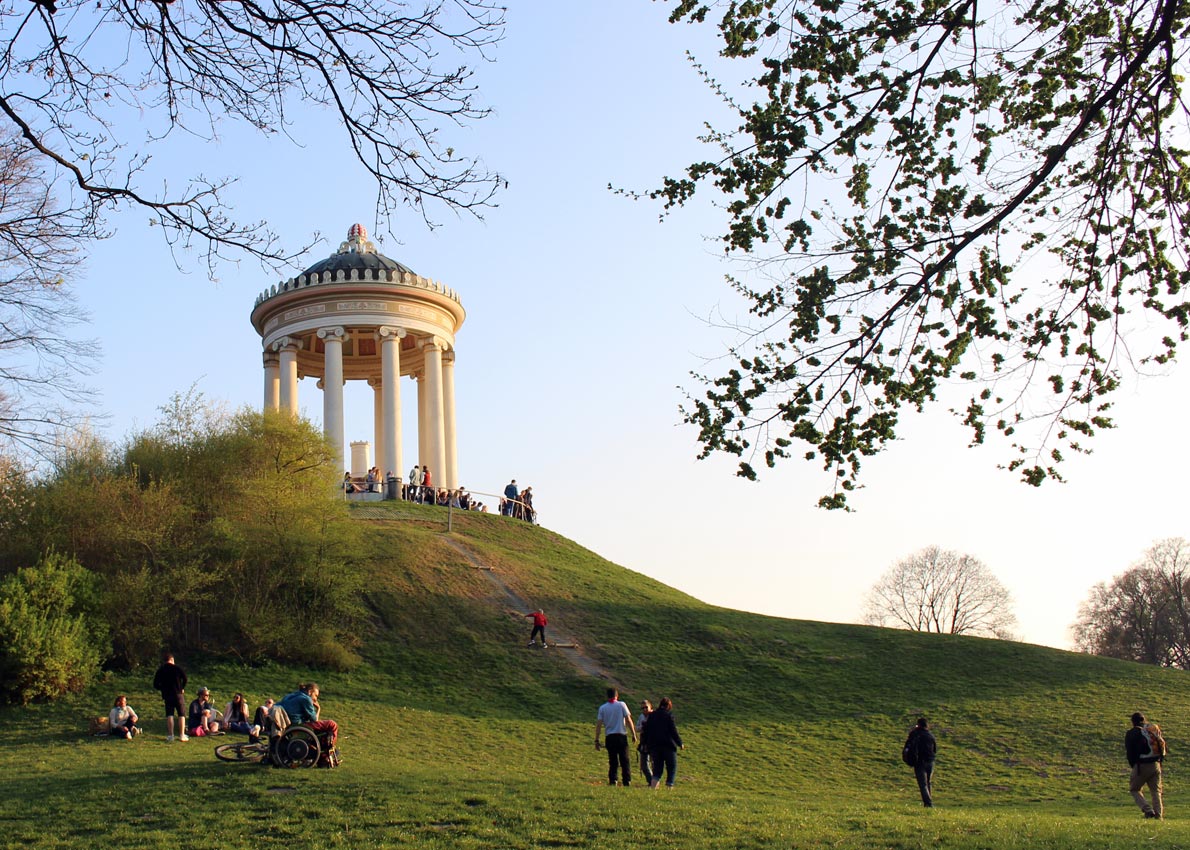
left=438, top=535, right=620, bottom=688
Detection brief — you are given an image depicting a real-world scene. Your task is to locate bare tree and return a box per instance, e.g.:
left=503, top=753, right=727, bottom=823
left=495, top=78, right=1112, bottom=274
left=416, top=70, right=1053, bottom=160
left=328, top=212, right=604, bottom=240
left=1073, top=538, right=1190, bottom=668
left=0, top=0, right=505, bottom=273
left=0, top=131, right=96, bottom=452
left=864, top=546, right=1017, bottom=639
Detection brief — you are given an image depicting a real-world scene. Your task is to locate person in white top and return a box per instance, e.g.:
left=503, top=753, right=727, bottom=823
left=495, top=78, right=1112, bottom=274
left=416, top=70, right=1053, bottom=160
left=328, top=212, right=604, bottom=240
left=594, top=687, right=638, bottom=786
left=109, top=694, right=140, bottom=739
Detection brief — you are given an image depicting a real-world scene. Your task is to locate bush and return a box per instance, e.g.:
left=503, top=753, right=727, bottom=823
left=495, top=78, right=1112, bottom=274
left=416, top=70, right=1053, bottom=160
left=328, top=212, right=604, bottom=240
left=0, top=551, right=109, bottom=704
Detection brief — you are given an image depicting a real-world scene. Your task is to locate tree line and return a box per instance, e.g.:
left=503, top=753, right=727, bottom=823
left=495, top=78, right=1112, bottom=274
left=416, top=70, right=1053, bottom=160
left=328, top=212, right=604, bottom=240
left=865, top=538, right=1190, bottom=671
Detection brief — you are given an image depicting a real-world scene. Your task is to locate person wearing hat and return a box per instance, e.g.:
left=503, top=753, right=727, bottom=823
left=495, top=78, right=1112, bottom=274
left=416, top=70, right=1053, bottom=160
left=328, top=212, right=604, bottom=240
left=187, top=687, right=221, bottom=737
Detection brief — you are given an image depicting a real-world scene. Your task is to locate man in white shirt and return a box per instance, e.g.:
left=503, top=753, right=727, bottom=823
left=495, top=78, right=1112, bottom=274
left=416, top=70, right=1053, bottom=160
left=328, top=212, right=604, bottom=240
left=594, top=687, right=638, bottom=786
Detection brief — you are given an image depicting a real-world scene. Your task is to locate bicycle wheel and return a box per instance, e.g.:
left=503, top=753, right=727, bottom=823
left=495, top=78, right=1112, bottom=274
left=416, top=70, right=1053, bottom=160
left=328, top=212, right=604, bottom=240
left=214, top=741, right=268, bottom=763
left=274, top=726, right=320, bottom=769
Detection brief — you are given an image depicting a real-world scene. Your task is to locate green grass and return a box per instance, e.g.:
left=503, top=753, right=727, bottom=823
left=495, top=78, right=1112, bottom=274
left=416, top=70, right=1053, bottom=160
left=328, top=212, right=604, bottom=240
left=2, top=503, right=1189, bottom=849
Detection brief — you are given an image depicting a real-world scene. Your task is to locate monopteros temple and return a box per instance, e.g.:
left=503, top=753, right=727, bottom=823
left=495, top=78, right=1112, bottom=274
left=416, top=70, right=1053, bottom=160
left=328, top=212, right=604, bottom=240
left=250, top=224, right=463, bottom=488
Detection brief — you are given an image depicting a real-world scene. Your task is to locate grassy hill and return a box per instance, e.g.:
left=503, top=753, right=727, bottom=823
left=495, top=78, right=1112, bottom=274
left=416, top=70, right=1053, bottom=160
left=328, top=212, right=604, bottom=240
left=2, top=502, right=1188, bottom=849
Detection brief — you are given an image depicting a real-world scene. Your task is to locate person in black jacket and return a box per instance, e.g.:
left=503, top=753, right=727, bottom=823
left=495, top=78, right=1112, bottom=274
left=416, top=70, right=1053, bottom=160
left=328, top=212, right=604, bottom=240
left=1125, top=711, right=1164, bottom=819
left=643, top=697, right=684, bottom=789
left=904, top=717, right=937, bottom=807
left=152, top=651, right=189, bottom=742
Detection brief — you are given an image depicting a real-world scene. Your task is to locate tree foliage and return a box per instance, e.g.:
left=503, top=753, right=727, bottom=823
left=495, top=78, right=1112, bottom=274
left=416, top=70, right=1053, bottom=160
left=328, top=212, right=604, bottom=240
left=0, top=0, right=504, bottom=273
left=863, top=545, right=1017, bottom=638
left=654, top=0, right=1190, bottom=508
left=1073, top=537, right=1190, bottom=667
left=0, top=395, right=364, bottom=670
left=0, top=550, right=109, bottom=704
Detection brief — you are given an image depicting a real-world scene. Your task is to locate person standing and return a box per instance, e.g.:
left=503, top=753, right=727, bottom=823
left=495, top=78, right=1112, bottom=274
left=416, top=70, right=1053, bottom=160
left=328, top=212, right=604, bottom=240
left=503, top=479, right=518, bottom=516
left=595, top=687, right=637, bottom=786
left=1126, top=711, right=1165, bottom=819
left=152, top=651, right=188, bottom=742
left=525, top=609, right=548, bottom=647
left=903, top=717, right=937, bottom=807
left=407, top=465, right=420, bottom=501
left=636, top=700, right=654, bottom=785
left=643, top=697, right=684, bottom=788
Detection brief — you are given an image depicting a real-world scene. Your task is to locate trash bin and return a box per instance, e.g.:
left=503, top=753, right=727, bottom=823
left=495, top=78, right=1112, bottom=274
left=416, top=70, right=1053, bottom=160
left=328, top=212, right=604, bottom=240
left=385, top=476, right=399, bottom=500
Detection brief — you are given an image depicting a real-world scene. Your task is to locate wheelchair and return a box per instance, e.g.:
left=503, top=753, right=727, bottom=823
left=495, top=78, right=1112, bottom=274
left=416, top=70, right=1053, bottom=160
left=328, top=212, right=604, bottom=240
left=214, top=706, right=340, bottom=769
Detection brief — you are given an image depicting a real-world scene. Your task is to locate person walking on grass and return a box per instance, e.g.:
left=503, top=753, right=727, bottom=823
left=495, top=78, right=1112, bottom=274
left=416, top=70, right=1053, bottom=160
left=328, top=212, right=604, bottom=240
left=636, top=700, right=654, bottom=785
left=1126, top=711, right=1166, bottom=819
left=152, top=651, right=189, bottom=742
left=595, top=687, right=637, bottom=786
left=903, top=717, right=937, bottom=807
left=643, top=697, right=684, bottom=788
left=525, top=609, right=548, bottom=647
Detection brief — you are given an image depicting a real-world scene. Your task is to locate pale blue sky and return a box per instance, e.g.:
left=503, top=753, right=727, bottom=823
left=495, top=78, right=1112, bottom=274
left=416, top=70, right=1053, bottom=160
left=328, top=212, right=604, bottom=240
left=71, top=2, right=1188, bottom=650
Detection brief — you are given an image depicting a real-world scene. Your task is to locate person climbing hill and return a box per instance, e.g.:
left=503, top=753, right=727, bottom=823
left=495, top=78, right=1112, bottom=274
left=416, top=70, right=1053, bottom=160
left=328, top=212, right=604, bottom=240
left=526, top=609, right=548, bottom=647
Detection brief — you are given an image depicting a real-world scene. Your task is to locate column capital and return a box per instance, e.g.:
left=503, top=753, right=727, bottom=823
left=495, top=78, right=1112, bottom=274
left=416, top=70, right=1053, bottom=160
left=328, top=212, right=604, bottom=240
left=367, top=377, right=383, bottom=390
left=376, top=326, right=407, bottom=341
left=317, top=326, right=346, bottom=342
left=442, top=349, right=456, bottom=366
left=263, top=351, right=280, bottom=367
left=271, top=335, right=303, bottom=353
left=418, top=335, right=447, bottom=352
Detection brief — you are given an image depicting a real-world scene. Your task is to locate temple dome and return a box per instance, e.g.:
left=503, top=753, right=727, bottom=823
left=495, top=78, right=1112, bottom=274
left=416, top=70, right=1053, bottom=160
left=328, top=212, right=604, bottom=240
left=299, top=223, right=414, bottom=277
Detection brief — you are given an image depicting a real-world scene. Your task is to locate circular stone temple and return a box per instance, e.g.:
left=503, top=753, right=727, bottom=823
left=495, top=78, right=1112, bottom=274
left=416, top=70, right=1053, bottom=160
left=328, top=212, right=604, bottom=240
left=250, top=224, right=463, bottom=488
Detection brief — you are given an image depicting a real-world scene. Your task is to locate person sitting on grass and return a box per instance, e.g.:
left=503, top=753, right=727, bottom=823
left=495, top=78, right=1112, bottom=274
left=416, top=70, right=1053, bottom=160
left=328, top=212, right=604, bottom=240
left=187, top=687, right=222, bottom=736
left=278, top=682, right=338, bottom=749
left=223, top=692, right=254, bottom=735
left=249, top=698, right=274, bottom=743
left=108, top=694, right=140, bottom=739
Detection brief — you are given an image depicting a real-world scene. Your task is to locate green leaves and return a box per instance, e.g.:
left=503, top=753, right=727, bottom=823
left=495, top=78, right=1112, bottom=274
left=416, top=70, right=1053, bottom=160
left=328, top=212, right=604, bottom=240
left=660, top=0, right=1190, bottom=507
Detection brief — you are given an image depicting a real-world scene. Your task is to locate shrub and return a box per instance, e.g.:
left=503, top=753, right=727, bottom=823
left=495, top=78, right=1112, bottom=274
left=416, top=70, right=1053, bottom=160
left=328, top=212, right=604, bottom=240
left=0, top=551, right=109, bottom=704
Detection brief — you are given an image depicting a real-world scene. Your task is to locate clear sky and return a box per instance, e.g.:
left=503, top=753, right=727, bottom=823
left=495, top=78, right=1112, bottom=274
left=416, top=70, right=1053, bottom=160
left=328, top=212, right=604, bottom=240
left=69, top=1, right=1188, bottom=651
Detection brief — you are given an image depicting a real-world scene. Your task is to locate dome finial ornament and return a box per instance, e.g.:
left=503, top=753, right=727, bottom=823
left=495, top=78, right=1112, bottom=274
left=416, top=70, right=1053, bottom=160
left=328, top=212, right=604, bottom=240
left=338, top=223, right=376, bottom=255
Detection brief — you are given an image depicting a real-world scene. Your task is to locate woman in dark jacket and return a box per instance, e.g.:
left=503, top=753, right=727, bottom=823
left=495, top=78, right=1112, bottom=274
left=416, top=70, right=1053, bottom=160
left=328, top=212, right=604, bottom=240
left=642, top=697, right=684, bottom=788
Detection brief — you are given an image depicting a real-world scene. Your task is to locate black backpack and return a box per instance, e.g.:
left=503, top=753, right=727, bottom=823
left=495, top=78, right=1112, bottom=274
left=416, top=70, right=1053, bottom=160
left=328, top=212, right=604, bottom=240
left=902, top=732, right=917, bottom=766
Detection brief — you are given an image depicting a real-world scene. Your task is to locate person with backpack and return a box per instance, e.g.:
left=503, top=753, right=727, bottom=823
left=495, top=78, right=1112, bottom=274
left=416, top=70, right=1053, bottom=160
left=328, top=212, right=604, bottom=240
left=1125, top=711, right=1166, bottom=819
left=903, top=717, right=937, bottom=807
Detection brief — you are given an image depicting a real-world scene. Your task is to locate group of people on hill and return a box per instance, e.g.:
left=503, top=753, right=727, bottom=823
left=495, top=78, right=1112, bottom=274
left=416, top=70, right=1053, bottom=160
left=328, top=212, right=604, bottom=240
left=343, top=468, right=387, bottom=494
left=501, top=479, right=536, bottom=522
left=595, top=688, right=684, bottom=789
left=118, top=652, right=339, bottom=751
left=405, top=465, right=488, bottom=511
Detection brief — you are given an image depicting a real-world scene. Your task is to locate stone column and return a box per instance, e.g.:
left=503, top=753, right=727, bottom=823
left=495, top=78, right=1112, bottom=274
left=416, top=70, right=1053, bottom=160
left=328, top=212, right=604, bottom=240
left=416, top=373, right=428, bottom=472
left=263, top=352, right=280, bottom=412
left=442, top=349, right=458, bottom=489
left=420, top=337, right=447, bottom=491
left=378, top=326, right=406, bottom=482
left=272, top=336, right=302, bottom=417
left=318, top=326, right=346, bottom=472
left=368, top=377, right=384, bottom=474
